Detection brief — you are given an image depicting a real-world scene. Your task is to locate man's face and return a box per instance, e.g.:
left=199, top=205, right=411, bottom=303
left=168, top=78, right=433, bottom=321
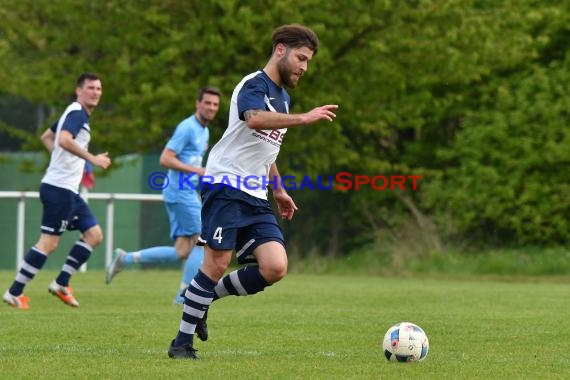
left=277, top=45, right=314, bottom=88
left=196, top=93, right=220, bottom=124
left=76, top=79, right=102, bottom=109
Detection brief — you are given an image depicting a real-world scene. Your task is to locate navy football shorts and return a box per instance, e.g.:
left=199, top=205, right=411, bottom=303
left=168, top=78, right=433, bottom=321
left=39, top=183, right=98, bottom=235
left=200, top=184, right=284, bottom=264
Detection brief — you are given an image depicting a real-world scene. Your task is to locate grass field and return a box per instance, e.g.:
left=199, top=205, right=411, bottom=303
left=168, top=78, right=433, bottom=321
left=1, top=270, right=568, bottom=379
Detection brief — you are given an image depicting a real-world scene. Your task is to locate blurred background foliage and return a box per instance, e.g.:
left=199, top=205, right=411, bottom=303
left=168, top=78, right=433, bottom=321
left=0, top=0, right=568, bottom=260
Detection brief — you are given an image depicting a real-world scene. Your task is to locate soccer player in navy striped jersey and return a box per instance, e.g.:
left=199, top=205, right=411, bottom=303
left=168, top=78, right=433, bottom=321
left=3, top=73, right=111, bottom=309
left=168, top=24, right=338, bottom=359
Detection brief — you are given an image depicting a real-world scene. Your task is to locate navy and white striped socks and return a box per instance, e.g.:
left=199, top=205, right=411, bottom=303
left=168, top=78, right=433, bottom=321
left=55, top=239, right=92, bottom=286
left=9, top=247, right=48, bottom=296
left=174, top=270, right=216, bottom=346
left=213, top=266, right=269, bottom=301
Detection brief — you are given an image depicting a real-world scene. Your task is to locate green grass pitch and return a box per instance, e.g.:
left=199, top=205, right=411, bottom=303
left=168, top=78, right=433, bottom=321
left=0, top=270, right=568, bottom=379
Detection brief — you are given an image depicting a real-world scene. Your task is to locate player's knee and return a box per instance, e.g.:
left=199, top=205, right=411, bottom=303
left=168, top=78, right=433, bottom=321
left=256, top=245, right=288, bottom=284
left=203, top=251, right=232, bottom=280
left=174, top=236, right=197, bottom=260
left=261, top=261, right=288, bottom=284
left=83, top=226, right=103, bottom=247
left=36, top=237, right=59, bottom=255
left=212, top=258, right=231, bottom=277
left=176, top=250, right=189, bottom=260
left=91, top=232, right=103, bottom=246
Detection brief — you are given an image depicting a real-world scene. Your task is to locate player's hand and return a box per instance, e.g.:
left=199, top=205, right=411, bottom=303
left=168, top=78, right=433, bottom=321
left=92, top=152, right=111, bottom=170
left=273, top=189, right=298, bottom=220
left=302, top=104, right=338, bottom=124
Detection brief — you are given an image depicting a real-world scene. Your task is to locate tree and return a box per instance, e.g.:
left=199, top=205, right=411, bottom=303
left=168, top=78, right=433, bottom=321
left=1, top=0, right=568, bottom=252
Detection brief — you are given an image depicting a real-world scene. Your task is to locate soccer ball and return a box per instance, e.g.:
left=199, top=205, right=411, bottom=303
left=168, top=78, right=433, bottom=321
left=382, top=322, right=429, bottom=362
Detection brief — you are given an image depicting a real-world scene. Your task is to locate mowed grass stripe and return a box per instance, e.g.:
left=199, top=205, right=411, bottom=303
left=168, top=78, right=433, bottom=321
left=0, top=270, right=568, bottom=379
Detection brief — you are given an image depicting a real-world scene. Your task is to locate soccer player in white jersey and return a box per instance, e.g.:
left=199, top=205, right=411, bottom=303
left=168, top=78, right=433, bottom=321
left=3, top=73, right=111, bottom=309
left=168, top=24, right=338, bottom=359
left=106, top=86, right=221, bottom=312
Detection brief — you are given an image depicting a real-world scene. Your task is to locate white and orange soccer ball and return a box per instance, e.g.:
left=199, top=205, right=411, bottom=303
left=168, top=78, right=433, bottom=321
left=382, top=322, right=429, bottom=362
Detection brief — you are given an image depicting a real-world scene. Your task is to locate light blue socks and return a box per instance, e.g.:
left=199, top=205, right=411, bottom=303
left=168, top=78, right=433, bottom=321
left=123, top=246, right=178, bottom=265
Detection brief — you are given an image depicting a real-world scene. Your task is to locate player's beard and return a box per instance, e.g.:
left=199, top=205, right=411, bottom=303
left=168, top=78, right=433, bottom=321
left=277, top=52, right=298, bottom=88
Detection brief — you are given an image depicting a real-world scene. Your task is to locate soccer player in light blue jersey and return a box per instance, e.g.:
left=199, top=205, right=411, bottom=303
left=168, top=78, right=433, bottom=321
left=3, top=73, right=111, bottom=309
left=167, top=24, right=338, bottom=359
left=106, top=86, right=221, bottom=310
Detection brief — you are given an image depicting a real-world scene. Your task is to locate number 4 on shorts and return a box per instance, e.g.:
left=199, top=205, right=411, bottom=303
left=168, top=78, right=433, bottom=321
left=213, top=227, right=223, bottom=244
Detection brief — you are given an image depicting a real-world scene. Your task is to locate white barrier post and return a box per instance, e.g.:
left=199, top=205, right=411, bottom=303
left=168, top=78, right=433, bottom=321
left=105, top=198, right=114, bottom=268
left=16, top=194, right=26, bottom=271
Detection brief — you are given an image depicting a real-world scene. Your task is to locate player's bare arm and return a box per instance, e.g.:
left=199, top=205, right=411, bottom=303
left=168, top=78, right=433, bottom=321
left=40, top=128, right=55, bottom=153
left=58, top=130, right=111, bottom=170
left=269, top=163, right=298, bottom=220
left=159, top=148, right=205, bottom=176
left=244, top=104, right=338, bottom=130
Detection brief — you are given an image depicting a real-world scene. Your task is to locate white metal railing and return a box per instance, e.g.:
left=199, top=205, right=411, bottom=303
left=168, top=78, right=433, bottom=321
left=0, top=191, right=163, bottom=270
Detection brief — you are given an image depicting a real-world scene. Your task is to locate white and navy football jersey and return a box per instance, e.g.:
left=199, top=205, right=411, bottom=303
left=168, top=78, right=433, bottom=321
left=205, top=70, right=290, bottom=199
left=42, top=102, right=91, bottom=193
